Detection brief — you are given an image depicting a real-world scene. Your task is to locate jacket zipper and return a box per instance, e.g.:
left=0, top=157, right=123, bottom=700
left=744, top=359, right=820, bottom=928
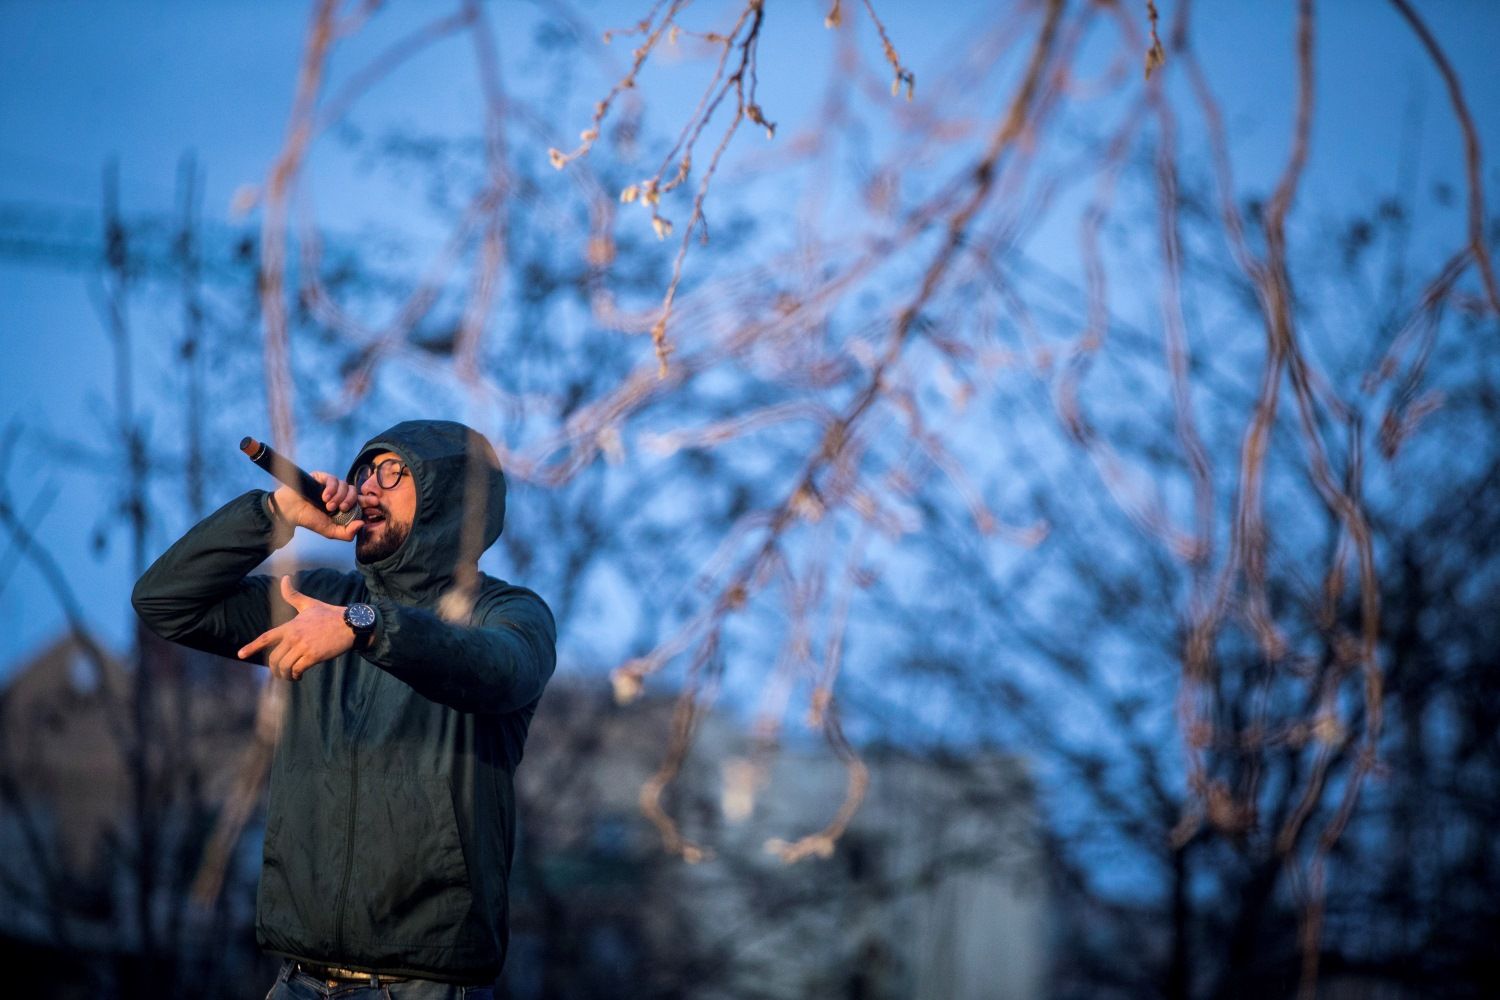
left=332, top=750, right=358, bottom=955
left=332, top=626, right=374, bottom=956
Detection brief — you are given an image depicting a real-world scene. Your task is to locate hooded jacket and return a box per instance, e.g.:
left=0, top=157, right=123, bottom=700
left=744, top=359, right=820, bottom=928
left=132, top=420, right=556, bottom=983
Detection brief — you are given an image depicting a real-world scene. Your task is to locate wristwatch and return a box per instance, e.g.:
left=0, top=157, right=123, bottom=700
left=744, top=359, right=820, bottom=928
left=343, top=602, right=379, bottom=651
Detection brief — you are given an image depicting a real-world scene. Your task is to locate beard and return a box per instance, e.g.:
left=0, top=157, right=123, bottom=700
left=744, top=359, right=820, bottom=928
left=355, top=515, right=411, bottom=563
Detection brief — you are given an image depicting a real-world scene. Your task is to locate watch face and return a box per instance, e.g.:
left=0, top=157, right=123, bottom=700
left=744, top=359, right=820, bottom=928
left=345, top=603, right=377, bottom=630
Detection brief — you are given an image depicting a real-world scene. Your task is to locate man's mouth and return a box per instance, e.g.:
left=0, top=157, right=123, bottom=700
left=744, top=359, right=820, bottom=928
left=362, top=509, right=387, bottom=525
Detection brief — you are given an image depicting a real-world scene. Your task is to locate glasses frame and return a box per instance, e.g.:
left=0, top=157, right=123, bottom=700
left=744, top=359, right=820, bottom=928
left=354, top=458, right=410, bottom=490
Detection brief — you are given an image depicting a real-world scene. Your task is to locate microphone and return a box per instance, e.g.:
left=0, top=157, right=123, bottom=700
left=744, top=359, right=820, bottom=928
left=239, top=436, right=360, bottom=526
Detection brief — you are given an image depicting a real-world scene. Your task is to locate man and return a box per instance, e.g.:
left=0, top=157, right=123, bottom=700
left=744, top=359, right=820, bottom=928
left=132, top=419, right=556, bottom=997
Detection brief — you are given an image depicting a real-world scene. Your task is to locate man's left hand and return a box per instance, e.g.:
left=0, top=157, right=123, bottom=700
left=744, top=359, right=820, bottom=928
left=237, top=576, right=354, bottom=681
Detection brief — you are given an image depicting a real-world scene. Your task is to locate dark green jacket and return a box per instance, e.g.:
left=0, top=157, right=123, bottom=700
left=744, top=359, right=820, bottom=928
left=132, top=420, right=556, bottom=984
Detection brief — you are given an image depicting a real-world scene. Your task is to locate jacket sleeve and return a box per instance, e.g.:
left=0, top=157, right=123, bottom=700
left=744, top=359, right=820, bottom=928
left=362, top=585, right=557, bottom=715
left=131, top=490, right=296, bottom=661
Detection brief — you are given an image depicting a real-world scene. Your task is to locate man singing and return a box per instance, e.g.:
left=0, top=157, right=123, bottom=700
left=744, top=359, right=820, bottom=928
left=132, top=419, right=556, bottom=997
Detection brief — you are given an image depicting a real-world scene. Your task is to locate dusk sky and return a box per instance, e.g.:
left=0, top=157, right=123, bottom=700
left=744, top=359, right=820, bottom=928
left=2, top=0, right=1497, bottom=675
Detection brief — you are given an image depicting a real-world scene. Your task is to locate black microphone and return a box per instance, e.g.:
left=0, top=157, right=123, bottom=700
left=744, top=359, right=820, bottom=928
left=239, top=436, right=359, bottom=526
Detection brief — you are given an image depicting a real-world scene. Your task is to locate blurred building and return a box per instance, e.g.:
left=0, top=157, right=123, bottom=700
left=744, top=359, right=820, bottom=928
left=512, top=684, right=1049, bottom=1000
left=1, top=639, right=1047, bottom=999
left=0, top=629, right=269, bottom=997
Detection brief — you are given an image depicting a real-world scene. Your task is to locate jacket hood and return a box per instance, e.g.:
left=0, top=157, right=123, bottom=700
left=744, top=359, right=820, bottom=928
left=347, top=419, right=506, bottom=606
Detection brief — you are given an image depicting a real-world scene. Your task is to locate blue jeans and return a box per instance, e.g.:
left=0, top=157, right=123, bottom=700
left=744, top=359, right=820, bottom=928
left=265, top=960, right=496, bottom=1000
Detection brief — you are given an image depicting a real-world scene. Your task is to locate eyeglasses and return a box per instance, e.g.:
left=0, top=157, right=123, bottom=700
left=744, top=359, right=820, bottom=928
left=354, top=458, right=410, bottom=490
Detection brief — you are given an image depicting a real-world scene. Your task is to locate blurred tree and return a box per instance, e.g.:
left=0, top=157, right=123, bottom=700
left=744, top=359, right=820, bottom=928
left=863, top=165, right=1500, bottom=998
left=0, top=159, right=273, bottom=996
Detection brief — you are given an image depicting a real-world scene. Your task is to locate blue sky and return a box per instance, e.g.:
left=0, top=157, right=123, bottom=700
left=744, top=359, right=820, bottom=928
left=1, top=0, right=1497, bottom=674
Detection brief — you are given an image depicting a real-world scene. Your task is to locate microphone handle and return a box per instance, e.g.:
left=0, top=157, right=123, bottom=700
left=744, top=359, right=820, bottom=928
left=239, top=436, right=359, bottom=526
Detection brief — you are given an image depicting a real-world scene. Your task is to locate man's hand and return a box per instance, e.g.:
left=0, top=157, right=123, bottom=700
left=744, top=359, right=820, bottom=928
left=238, top=576, right=355, bottom=681
left=269, top=471, right=363, bottom=542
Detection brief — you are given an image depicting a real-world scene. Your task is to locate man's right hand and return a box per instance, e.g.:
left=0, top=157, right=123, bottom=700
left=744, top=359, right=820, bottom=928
left=269, top=471, right=364, bottom=542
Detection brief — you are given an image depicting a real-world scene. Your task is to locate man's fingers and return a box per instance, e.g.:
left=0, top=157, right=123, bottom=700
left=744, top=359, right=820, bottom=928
left=333, top=519, right=364, bottom=542
left=281, top=647, right=319, bottom=681
left=238, top=625, right=284, bottom=660
left=267, top=638, right=298, bottom=674
left=312, top=471, right=358, bottom=513
left=314, top=470, right=337, bottom=505
left=280, top=575, right=311, bottom=610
